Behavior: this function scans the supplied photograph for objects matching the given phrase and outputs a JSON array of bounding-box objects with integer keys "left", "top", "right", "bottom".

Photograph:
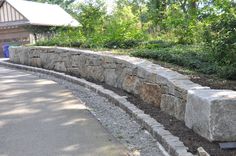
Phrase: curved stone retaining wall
[{"left": 9, "top": 46, "right": 236, "bottom": 142}]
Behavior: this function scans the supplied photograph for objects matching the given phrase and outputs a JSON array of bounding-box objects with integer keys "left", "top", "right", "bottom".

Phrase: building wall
[{"left": 0, "top": 27, "right": 30, "bottom": 57}]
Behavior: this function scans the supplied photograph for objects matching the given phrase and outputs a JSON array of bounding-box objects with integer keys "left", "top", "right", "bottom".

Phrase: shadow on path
[{"left": 0, "top": 66, "right": 129, "bottom": 156}]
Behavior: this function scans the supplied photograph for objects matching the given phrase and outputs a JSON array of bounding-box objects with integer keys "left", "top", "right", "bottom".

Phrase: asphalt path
[{"left": 0, "top": 66, "right": 129, "bottom": 156}]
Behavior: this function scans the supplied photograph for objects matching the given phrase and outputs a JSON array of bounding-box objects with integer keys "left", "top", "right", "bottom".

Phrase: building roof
[{"left": 0, "top": 0, "right": 80, "bottom": 27}]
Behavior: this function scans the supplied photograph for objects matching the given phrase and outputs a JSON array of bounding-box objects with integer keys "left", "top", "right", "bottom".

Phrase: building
[{"left": 0, "top": 0, "right": 79, "bottom": 57}]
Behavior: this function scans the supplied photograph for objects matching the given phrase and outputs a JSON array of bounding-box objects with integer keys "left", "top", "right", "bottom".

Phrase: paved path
[{"left": 0, "top": 66, "right": 129, "bottom": 156}]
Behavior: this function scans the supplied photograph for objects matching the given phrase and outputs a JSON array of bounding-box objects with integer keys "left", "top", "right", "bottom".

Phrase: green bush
[
  {"left": 204, "top": 14, "right": 236, "bottom": 66},
  {"left": 104, "top": 40, "right": 140, "bottom": 49},
  {"left": 130, "top": 45, "right": 220, "bottom": 75},
  {"left": 219, "top": 64, "right": 236, "bottom": 80},
  {"left": 140, "top": 40, "right": 174, "bottom": 49}
]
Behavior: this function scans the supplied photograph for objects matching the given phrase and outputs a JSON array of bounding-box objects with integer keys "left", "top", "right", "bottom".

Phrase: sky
[{"left": 104, "top": 0, "right": 115, "bottom": 13}]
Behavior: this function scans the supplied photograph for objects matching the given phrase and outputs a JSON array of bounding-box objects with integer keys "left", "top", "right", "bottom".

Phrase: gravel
[{"left": 31, "top": 72, "right": 169, "bottom": 156}]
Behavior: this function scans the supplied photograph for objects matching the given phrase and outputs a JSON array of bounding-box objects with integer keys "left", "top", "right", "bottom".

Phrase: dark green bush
[
  {"left": 140, "top": 40, "right": 174, "bottom": 49},
  {"left": 130, "top": 45, "right": 220, "bottom": 76},
  {"left": 71, "top": 42, "right": 83, "bottom": 48},
  {"left": 204, "top": 14, "right": 236, "bottom": 66},
  {"left": 104, "top": 40, "right": 140, "bottom": 49},
  {"left": 219, "top": 64, "right": 236, "bottom": 80}
]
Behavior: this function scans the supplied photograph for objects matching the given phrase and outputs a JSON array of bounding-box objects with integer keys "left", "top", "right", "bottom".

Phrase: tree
[
  {"left": 115, "top": 0, "right": 148, "bottom": 30},
  {"left": 147, "top": 0, "right": 167, "bottom": 26},
  {"left": 73, "top": 0, "right": 107, "bottom": 46},
  {"left": 104, "top": 4, "right": 144, "bottom": 42}
]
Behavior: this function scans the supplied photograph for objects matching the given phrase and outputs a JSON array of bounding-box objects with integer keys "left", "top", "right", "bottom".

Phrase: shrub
[
  {"left": 130, "top": 45, "right": 220, "bottom": 75},
  {"left": 203, "top": 14, "right": 236, "bottom": 66},
  {"left": 104, "top": 40, "right": 140, "bottom": 49},
  {"left": 70, "top": 42, "right": 83, "bottom": 48},
  {"left": 140, "top": 40, "right": 174, "bottom": 49},
  {"left": 219, "top": 64, "right": 236, "bottom": 80}
]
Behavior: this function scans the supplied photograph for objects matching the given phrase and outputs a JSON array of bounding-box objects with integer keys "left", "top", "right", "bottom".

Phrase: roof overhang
[{"left": 4, "top": 0, "right": 80, "bottom": 27}]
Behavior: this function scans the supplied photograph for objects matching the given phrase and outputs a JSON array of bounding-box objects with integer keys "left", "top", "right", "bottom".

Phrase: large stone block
[
  {"left": 30, "top": 58, "right": 41, "bottom": 67},
  {"left": 185, "top": 90, "right": 236, "bottom": 141},
  {"left": 122, "top": 75, "right": 140, "bottom": 95},
  {"left": 104, "top": 68, "right": 117, "bottom": 86},
  {"left": 161, "top": 94, "right": 186, "bottom": 120},
  {"left": 116, "top": 67, "right": 131, "bottom": 88},
  {"left": 138, "top": 82, "right": 162, "bottom": 107}
]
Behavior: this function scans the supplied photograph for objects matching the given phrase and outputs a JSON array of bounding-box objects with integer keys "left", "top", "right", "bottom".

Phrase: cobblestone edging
[{"left": 0, "top": 60, "right": 194, "bottom": 156}]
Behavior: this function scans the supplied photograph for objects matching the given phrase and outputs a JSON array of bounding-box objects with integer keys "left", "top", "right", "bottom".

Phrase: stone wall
[{"left": 9, "top": 46, "right": 236, "bottom": 142}]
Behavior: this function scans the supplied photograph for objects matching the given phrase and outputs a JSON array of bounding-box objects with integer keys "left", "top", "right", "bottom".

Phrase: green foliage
[
  {"left": 104, "top": 40, "right": 140, "bottom": 49},
  {"left": 140, "top": 40, "right": 174, "bottom": 49},
  {"left": 130, "top": 44, "right": 233, "bottom": 78},
  {"left": 203, "top": 13, "right": 236, "bottom": 66},
  {"left": 36, "top": 27, "right": 85, "bottom": 47},
  {"left": 161, "top": 2, "right": 204, "bottom": 44},
  {"left": 146, "top": 0, "right": 167, "bottom": 27},
  {"left": 34, "top": 0, "right": 236, "bottom": 79},
  {"left": 103, "top": 5, "right": 145, "bottom": 42},
  {"left": 219, "top": 64, "right": 236, "bottom": 80},
  {"left": 73, "top": 0, "right": 107, "bottom": 47}
]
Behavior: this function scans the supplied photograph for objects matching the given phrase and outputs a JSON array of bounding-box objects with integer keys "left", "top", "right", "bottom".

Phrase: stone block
[
  {"left": 104, "top": 68, "right": 117, "bottom": 86},
  {"left": 54, "top": 61, "right": 67, "bottom": 72},
  {"left": 138, "top": 82, "right": 162, "bottom": 107},
  {"left": 30, "top": 58, "right": 41, "bottom": 67},
  {"left": 87, "top": 66, "right": 104, "bottom": 82},
  {"left": 185, "top": 89, "right": 236, "bottom": 141},
  {"left": 161, "top": 94, "right": 186, "bottom": 120},
  {"left": 122, "top": 75, "right": 140, "bottom": 95}
]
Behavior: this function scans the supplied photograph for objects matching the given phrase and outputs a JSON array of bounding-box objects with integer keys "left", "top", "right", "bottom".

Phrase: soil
[{"left": 89, "top": 80, "right": 236, "bottom": 156}]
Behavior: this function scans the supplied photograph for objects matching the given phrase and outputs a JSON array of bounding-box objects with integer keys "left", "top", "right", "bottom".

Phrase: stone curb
[{"left": 0, "top": 60, "right": 194, "bottom": 156}]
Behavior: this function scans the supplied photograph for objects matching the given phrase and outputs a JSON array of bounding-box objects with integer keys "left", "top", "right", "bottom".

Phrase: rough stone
[
  {"left": 185, "top": 89, "right": 236, "bottom": 141},
  {"left": 122, "top": 75, "right": 140, "bottom": 95},
  {"left": 104, "top": 68, "right": 117, "bottom": 86},
  {"left": 30, "top": 58, "right": 41, "bottom": 67},
  {"left": 87, "top": 66, "right": 105, "bottom": 82},
  {"left": 54, "top": 61, "right": 67, "bottom": 72},
  {"left": 160, "top": 94, "right": 186, "bottom": 120},
  {"left": 138, "top": 82, "right": 162, "bottom": 107}
]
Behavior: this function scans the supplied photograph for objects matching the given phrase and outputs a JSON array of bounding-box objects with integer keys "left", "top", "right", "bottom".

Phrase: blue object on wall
[{"left": 2, "top": 44, "right": 10, "bottom": 58}]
